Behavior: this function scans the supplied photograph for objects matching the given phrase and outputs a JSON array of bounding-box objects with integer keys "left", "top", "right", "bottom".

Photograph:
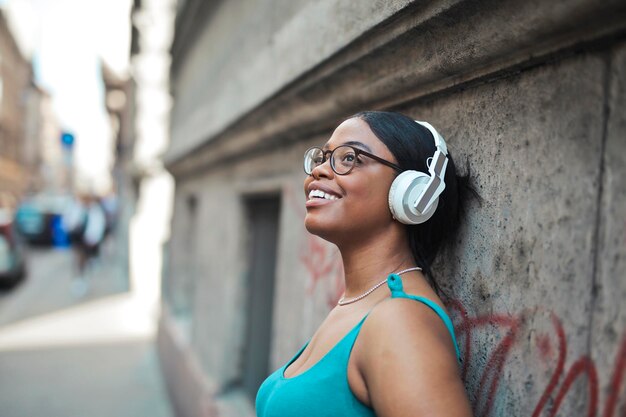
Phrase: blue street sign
[{"left": 61, "top": 132, "right": 75, "bottom": 149}]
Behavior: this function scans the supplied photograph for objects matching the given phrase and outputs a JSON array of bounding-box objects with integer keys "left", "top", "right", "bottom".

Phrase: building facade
[
  {"left": 25, "top": 83, "right": 66, "bottom": 193},
  {"left": 161, "top": 1, "right": 626, "bottom": 416},
  {"left": 0, "top": 10, "right": 37, "bottom": 202}
]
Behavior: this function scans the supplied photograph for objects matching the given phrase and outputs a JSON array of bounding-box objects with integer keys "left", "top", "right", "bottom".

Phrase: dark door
[{"left": 242, "top": 196, "right": 280, "bottom": 401}]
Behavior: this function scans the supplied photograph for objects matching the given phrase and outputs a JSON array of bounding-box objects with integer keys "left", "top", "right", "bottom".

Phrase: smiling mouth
[{"left": 308, "top": 189, "right": 341, "bottom": 201}]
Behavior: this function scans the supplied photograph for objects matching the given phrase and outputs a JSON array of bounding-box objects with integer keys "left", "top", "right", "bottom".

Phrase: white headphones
[{"left": 388, "top": 121, "right": 449, "bottom": 225}]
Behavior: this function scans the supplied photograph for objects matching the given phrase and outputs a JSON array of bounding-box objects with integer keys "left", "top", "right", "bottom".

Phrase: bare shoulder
[
  {"left": 354, "top": 297, "right": 473, "bottom": 417},
  {"left": 359, "top": 296, "right": 458, "bottom": 368}
]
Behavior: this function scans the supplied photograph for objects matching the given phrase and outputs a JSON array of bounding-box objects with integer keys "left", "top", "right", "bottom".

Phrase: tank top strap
[
  {"left": 341, "top": 313, "right": 370, "bottom": 354},
  {"left": 386, "top": 274, "right": 462, "bottom": 362}
]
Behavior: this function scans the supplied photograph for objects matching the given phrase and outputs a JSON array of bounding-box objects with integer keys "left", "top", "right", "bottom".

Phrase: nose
[{"left": 311, "top": 157, "right": 334, "bottom": 180}]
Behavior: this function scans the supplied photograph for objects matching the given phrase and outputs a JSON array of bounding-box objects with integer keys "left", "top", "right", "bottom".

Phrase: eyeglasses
[{"left": 303, "top": 145, "right": 402, "bottom": 176}]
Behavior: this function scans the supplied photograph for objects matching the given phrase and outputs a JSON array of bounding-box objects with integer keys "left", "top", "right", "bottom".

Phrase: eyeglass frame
[{"left": 304, "top": 145, "right": 402, "bottom": 176}]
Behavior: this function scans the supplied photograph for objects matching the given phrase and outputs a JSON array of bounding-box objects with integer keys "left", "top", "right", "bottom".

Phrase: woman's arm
[{"left": 358, "top": 298, "right": 473, "bottom": 417}]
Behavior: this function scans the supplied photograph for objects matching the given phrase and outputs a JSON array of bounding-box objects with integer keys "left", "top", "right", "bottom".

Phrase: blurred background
[
  {"left": 0, "top": 0, "right": 173, "bottom": 415},
  {"left": 0, "top": 1, "right": 625, "bottom": 417}
]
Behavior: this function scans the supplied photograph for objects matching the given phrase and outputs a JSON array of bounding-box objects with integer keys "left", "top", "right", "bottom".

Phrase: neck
[{"left": 336, "top": 227, "right": 415, "bottom": 298}]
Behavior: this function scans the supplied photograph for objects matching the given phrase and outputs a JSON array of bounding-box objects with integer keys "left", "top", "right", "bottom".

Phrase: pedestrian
[
  {"left": 99, "top": 188, "right": 119, "bottom": 257},
  {"left": 62, "top": 194, "right": 87, "bottom": 245},
  {"left": 71, "top": 194, "right": 107, "bottom": 297},
  {"left": 101, "top": 187, "right": 119, "bottom": 238},
  {"left": 256, "top": 111, "right": 474, "bottom": 416}
]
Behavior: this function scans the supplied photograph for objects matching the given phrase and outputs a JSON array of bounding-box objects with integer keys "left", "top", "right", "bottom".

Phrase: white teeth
[{"left": 308, "top": 189, "right": 339, "bottom": 200}]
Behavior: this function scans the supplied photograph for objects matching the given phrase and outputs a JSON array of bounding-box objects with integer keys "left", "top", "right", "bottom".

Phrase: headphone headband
[{"left": 415, "top": 120, "right": 447, "bottom": 155}]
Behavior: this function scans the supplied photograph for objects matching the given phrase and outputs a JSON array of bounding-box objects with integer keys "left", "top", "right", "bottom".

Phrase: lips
[
  {"left": 306, "top": 182, "right": 342, "bottom": 201},
  {"left": 306, "top": 182, "right": 342, "bottom": 207}
]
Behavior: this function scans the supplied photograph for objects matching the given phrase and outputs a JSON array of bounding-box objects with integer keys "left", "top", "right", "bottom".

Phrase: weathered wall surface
[
  {"left": 426, "top": 51, "right": 612, "bottom": 416},
  {"left": 161, "top": 1, "right": 626, "bottom": 416},
  {"left": 167, "top": 0, "right": 415, "bottom": 163},
  {"left": 592, "top": 43, "right": 626, "bottom": 417}
]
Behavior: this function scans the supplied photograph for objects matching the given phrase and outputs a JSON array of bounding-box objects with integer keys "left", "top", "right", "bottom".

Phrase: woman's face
[{"left": 303, "top": 117, "right": 399, "bottom": 243}]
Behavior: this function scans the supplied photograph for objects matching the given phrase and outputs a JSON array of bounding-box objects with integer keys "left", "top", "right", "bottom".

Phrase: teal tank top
[{"left": 255, "top": 274, "right": 461, "bottom": 417}]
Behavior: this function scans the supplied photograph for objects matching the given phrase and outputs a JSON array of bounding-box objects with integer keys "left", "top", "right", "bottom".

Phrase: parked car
[
  {"left": 14, "top": 193, "right": 72, "bottom": 246},
  {"left": 0, "top": 208, "right": 27, "bottom": 288}
]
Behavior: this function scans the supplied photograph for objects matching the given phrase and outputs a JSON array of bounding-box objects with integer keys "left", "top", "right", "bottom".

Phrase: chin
[
  {"left": 304, "top": 216, "right": 340, "bottom": 243},
  {"left": 305, "top": 218, "right": 362, "bottom": 249},
  {"left": 304, "top": 216, "right": 326, "bottom": 236}
]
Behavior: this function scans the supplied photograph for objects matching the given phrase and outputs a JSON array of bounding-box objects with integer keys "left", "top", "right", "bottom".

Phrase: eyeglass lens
[{"left": 304, "top": 146, "right": 356, "bottom": 175}]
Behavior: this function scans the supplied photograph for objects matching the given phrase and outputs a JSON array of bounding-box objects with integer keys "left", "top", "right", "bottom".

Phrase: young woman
[{"left": 256, "top": 111, "right": 473, "bottom": 416}]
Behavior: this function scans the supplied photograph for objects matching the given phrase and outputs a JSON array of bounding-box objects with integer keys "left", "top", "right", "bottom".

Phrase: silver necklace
[{"left": 337, "top": 266, "right": 422, "bottom": 306}]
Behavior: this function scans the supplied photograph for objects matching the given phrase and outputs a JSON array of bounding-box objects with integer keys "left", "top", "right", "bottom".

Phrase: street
[{"left": 0, "top": 243, "right": 173, "bottom": 417}]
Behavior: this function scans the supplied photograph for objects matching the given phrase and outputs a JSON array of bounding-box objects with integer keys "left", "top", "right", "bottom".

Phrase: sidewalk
[
  {"left": 0, "top": 246, "right": 173, "bottom": 417},
  {"left": 0, "top": 340, "right": 170, "bottom": 417}
]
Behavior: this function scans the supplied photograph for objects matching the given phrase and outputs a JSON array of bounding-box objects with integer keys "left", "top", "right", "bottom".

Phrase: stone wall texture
[{"left": 161, "top": 1, "right": 626, "bottom": 416}]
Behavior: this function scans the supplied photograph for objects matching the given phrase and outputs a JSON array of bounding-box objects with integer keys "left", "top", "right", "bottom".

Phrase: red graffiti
[
  {"left": 298, "top": 234, "right": 344, "bottom": 308},
  {"left": 299, "top": 235, "right": 337, "bottom": 293},
  {"left": 531, "top": 314, "right": 568, "bottom": 417},
  {"left": 536, "top": 333, "right": 553, "bottom": 362},
  {"left": 284, "top": 183, "right": 344, "bottom": 307},
  {"left": 549, "top": 356, "right": 598, "bottom": 417},
  {"left": 448, "top": 299, "right": 625, "bottom": 417},
  {"left": 448, "top": 300, "right": 522, "bottom": 416}
]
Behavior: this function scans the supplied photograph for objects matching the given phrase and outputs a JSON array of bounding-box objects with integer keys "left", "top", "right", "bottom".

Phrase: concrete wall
[
  {"left": 162, "top": 1, "right": 626, "bottom": 416},
  {"left": 167, "top": 0, "right": 414, "bottom": 163}
]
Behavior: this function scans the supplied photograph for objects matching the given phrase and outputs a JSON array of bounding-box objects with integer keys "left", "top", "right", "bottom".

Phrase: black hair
[{"left": 352, "top": 111, "right": 475, "bottom": 297}]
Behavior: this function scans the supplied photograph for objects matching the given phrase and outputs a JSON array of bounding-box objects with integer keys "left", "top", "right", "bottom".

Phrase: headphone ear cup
[{"left": 389, "top": 170, "right": 439, "bottom": 225}]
